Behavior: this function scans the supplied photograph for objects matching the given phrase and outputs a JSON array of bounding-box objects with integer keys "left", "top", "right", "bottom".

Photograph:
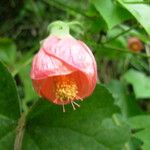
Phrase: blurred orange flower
[{"left": 128, "top": 37, "right": 143, "bottom": 52}]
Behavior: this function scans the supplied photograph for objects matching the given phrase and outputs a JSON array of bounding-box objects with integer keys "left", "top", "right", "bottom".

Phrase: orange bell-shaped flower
[{"left": 30, "top": 21, "right": 97, "bottom": 110}]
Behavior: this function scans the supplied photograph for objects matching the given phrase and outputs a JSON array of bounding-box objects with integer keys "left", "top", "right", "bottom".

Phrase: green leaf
[
  {"left": 0, "top": 61, "right": 20, "bottom": 149},
  {"left": 84, "top": 17, "right": 107, "bottom": 34},
  {"left": 19, "top": 64, "right": 38, "bottom": 103},
  {"left": 0, "top": 38, "right": 17, "bottom": 65},
  {"left": 22, "top": 85, "right": 130, "bottom": 150},
  {"left": 107, "top": 80, "right": 142, "bottom": 117},
  {"left": 84, "top": 4, "right": 107, "bottom": 33},
  {"left": 123, "top": 69, "right": 150, "bottom": 99},
  {"left": 129, "top": 115, "right": 150, "bottom": 150},
  {"left": 91, "top": 0, "right": 132, "bottom": 29},
  {"left": 118, "top": 0, "right": 150, "bottom": 34},
  {"left": 130, "top": 56, "right": 150, "bottom": 73}
]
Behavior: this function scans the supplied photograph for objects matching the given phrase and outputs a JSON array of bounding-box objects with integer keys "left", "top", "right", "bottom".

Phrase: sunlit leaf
[
  {"left": 129, "top": 115, "right": 150, "bottom": 150},
  {"left": 92, "top": 0, "right": 132, "bottom": 29},
  {"left": 123, "top": 69, "right": 150, "bottom": 99},
  {"left": 118, "top": 0, "right": 150, "bottom": 34}
]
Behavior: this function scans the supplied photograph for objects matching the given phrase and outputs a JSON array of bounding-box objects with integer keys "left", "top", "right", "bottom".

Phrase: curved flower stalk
[{"left": 30, "top": 21, "right": 97, "bottom": 111}]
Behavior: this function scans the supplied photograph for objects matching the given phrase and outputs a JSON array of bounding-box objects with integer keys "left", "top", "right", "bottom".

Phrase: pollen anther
[{"left": 55, "top": 77, "right": 78, "bottom": 102}]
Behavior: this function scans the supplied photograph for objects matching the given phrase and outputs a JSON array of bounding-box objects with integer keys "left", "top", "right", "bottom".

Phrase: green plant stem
[
  {"left": 103, "top": 45, "right": 150, "bottom": 58},
  {"left": 12, "top": 57, "right": 33, "bottom": 77},
  {"left": 112, "top": 114, "right": 121, "bottom": 126},
  {"left": 112, "top": 114, "right": 131, "bottom": 150},
  {"left": 14, "top": 113, "right": 26, "bottom": 150},
  {"left": 12, "top": 43, "right": 39, "bottom": 77},
  {"left": 68, "top": 21, "right": 83, "bottom": 28},
  {"left": 102, "top": 24, "right": 138, "bottom": 44},
  {"left": 14, "top": 100, "right": 41, "bottom": 150}
]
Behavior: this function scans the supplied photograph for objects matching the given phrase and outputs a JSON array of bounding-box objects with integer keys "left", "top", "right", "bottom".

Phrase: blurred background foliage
[{"left": 0, "top": 0, "right": 150, "bottom": 150}]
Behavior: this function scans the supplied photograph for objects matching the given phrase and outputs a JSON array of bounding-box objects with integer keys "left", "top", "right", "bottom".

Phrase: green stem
[
  {"left": 14, "top": 113, "right": 26, "bottom": 150},
  {"left": 103, "top": 45, "right": 150, "bottom": 58},
  {"left": 12, "top": 57, "right": 33, "bottom": 77},
  {"left": 102, "top": 24, "right": 138, "bottom": 44},
  {"left": 68, "top": 21, "right": 83, "bottom": 28},
  {"left": 11, "top": 44, "right": 38, "bottom": 77},
  {"left": 112, "top": 114, "right": 121, "bottom": 126},
  {"left": 112, "top": 114, "right": 131, "bottom": 150}
]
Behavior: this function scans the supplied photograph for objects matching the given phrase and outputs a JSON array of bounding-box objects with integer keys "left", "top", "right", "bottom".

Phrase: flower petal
[{"left": 30, "top": 48, "right": 76, "bottom": 80}]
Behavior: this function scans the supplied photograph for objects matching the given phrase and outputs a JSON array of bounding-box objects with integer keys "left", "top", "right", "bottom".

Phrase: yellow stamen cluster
[{"left": 55, "top": 77, "right": 78, "bottom": 102}]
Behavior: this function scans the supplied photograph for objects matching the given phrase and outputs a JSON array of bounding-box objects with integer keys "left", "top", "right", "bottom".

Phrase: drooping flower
[
  {"left": 128, "top": 37, "right": 143, "bottom": 52},
  {"left": 30, "top": 21, "right": 97, "bottom": 111}
]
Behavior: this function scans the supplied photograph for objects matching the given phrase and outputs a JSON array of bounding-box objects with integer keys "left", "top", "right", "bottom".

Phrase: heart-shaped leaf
[
  {"left": 0, "top": 61, "right": 20, "bottom": 149},
  {"left": 22, "top": 85, "right": 130, "bottom": 150}
]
